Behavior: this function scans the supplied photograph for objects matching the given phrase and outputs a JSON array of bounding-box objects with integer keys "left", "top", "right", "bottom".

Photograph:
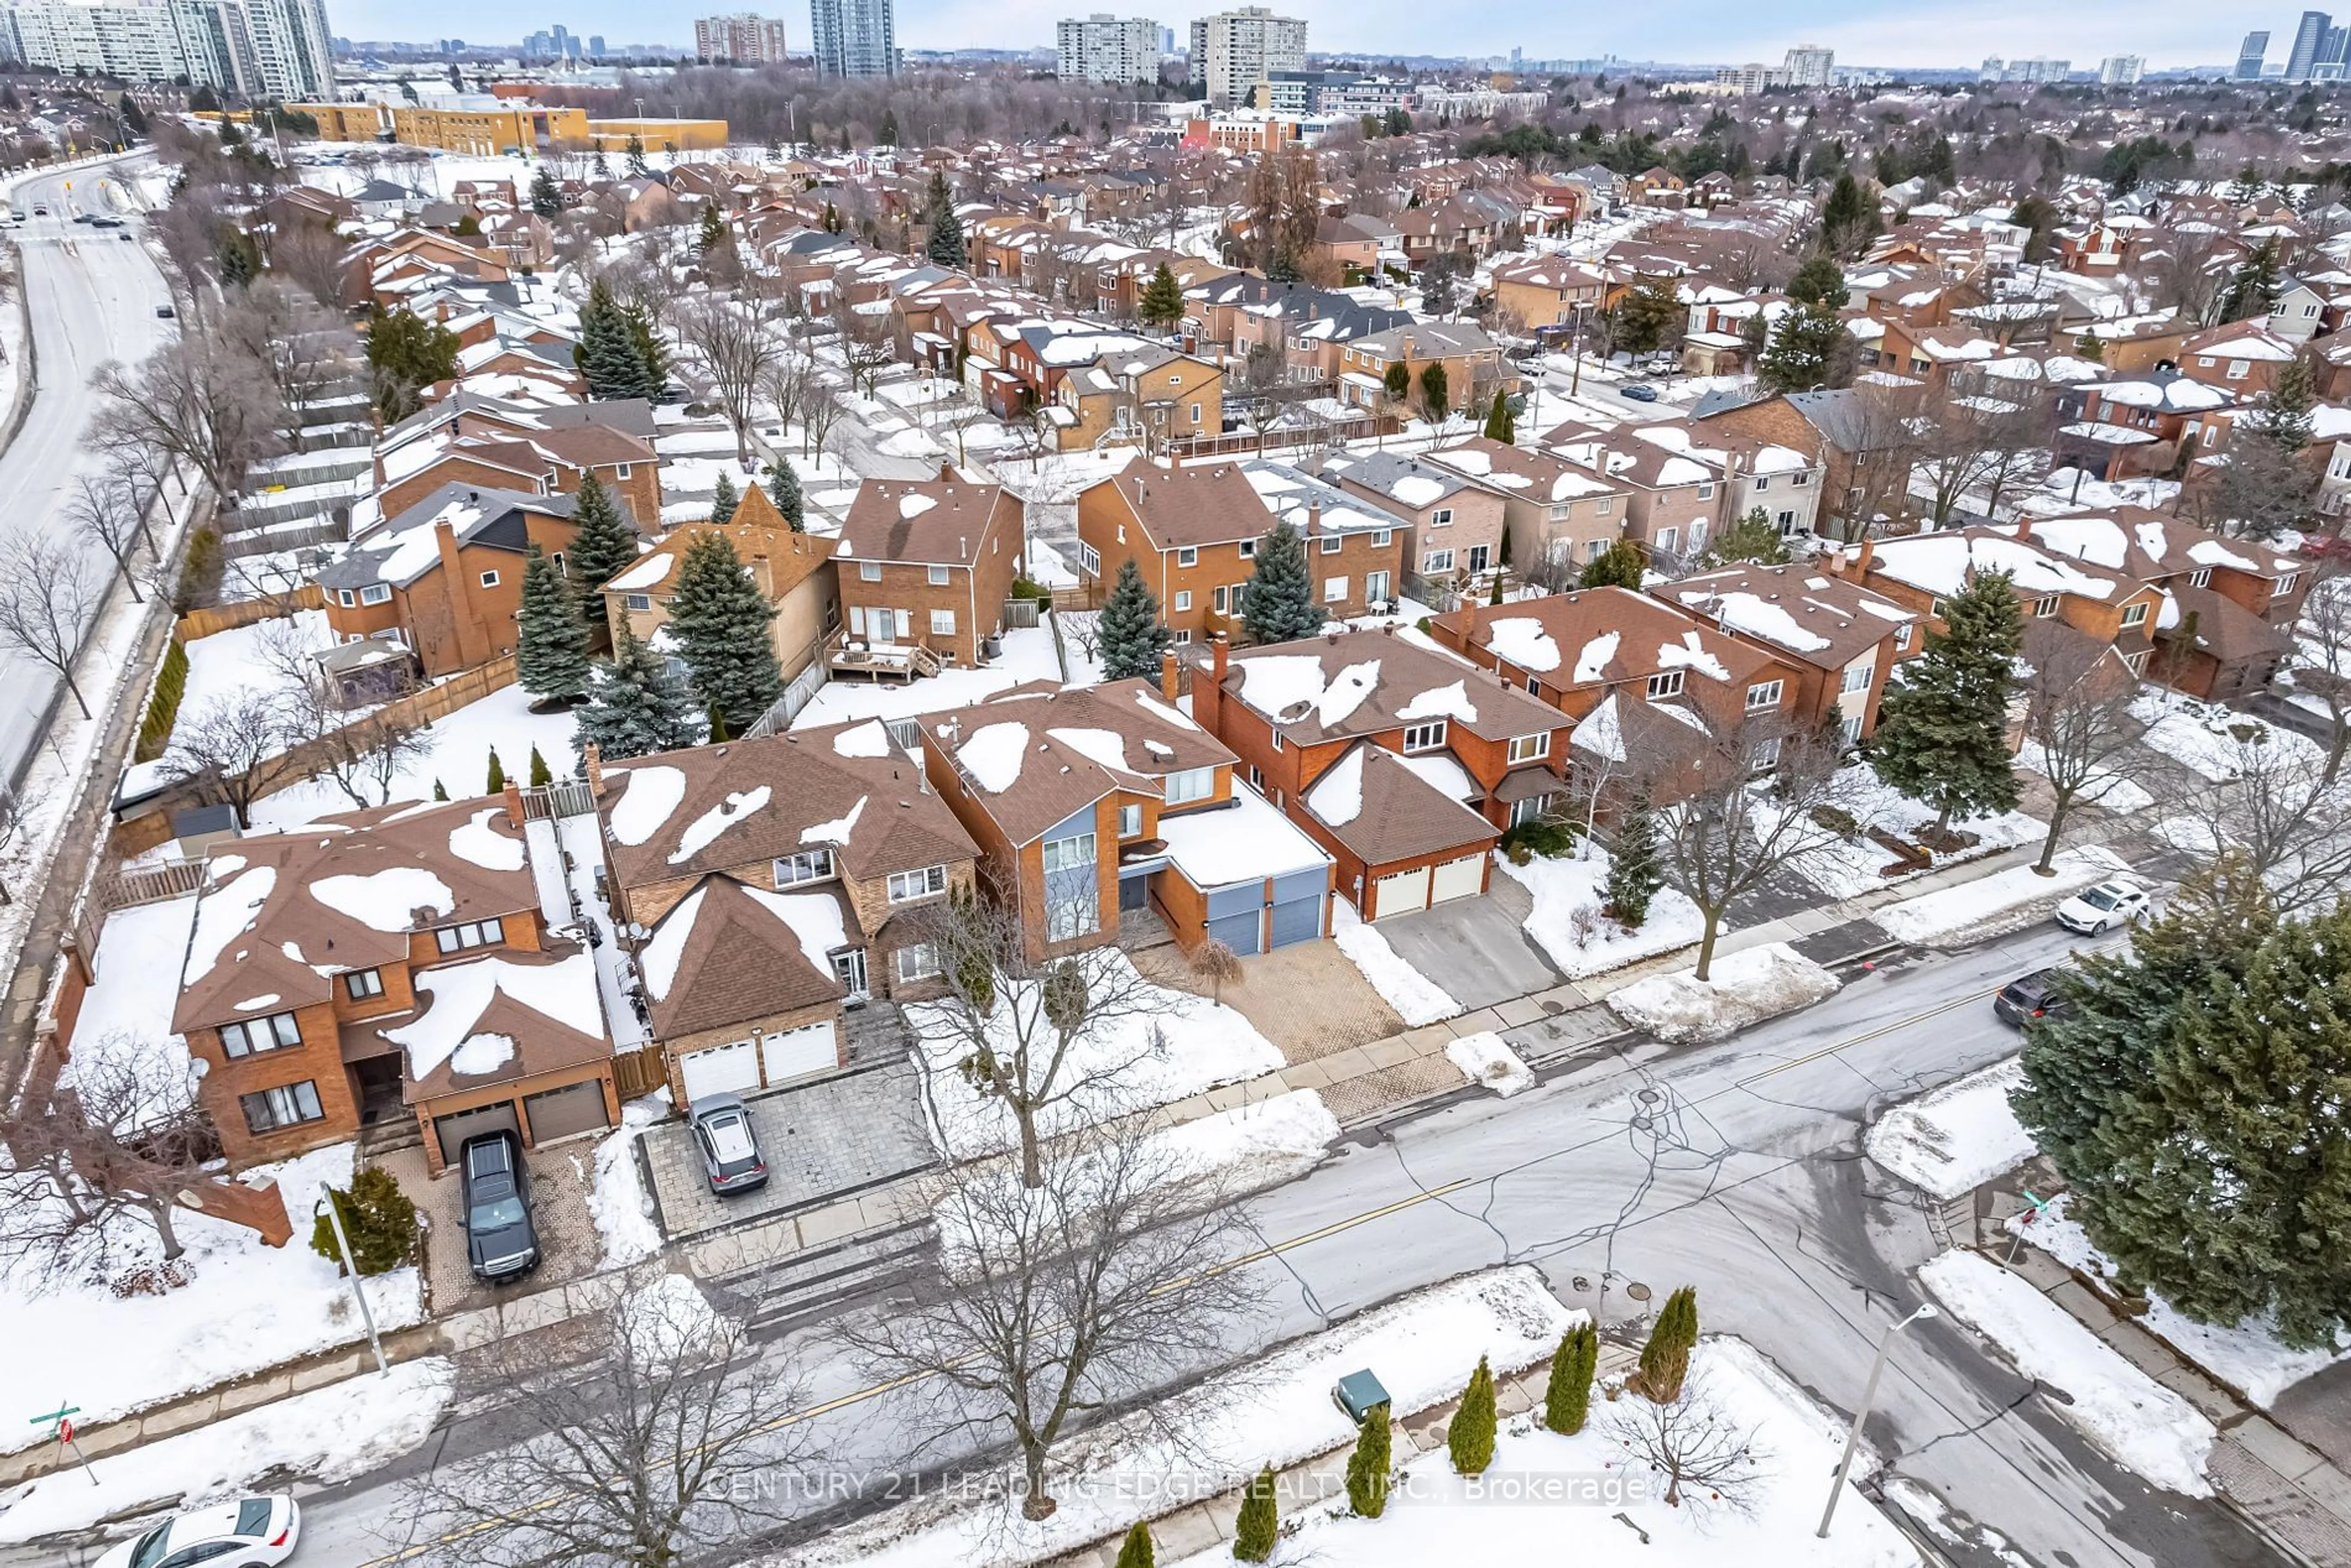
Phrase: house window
[
  {"left": 1595, "top": 498, "right": 1614, "bottom": 514},
  {"left": 774, "top": 849, "right": 834, "bottom": 886},
  {"left": 1894, "top": 623, "right": 1913, "bottom": 650},
  {"left": 1749, "top": 734, "right": 1783, "bottom": 772},
  {"left": 2189, "top": 568, "right": 2211, "bottom": 588},
  {"left": 1509, "top": 794, "right": 1551, "bottom": 826},
  {"left": 1403, "top": 719, "right": 1448, "bottom": 753},
  {"left": 1754, "top": 476, "right": 1771, "bottom": 492},
  {"left": 1646, "top": 670, "right": 1684, "bottom": 700},
  {"left": 220, "top": 1012, "right": 302, "bottom": 1057},
  {"left": 1695, "top": 483, "right": 1713, "bottom": 501},
  {"left": 361, "top": 584, "right": 392, "bottom": 606},
  {"left": 1324, "top": 576, "right": 1348, "bottom": 603},
  {"left": 1373, "top": 529, "right": 1392, "bottom": 549},
  {"left": 2120, "top": 601, "right": 2150, "bottom": 629},
  {"left": 1423, "top": 549, "right": 1455, "bottom": 573},
  {"left": 1431, "top": 508, "right": 1454, "bottom": 527},
  {"left": 2124, "top": 649, "right": 2152, "bottom": 675},
  {"left": 2032, "top": 595, "right": 2061, "bottom": 618},
  {"left": 1080, "top": 543, "right": 1101, "bottom": 576},
  {"left": 931, "top": 608, "right": 956, "bottom": 636},
  {"left": 2227, "top": 359, "right": 2250, "bottom": 380},
  {"left": 1657, "top": 527, "right": 1678, "bottom": 555},
  {"left": 1177, "top": 546, "right": 1198, "bottom": 567},
  {"left": 1927, "top": 597, "right": 1948, "bottom": 618},
  {"left": 435, "top": 917, "right": 506, "bottom": 954},
  {"left": 1176, "top": 629, "right": 1192, "bottom": 644},
  {"left": 888, "top": 865, "right": 950, "bottom": 902},
  {"left": 2278, "top": 574, "right": 2301, "bottom": 598},
  {"left": 1190, "top": 402, "right": 1202, "bottom": 422},
  {"left": 1248, "top": 765, "right": 1263, "bottom": 789},
  {"left": 479, "top": 570, "right": 500, "bottom": 588},
  {"left": 1507, "top": 732, "right": 1549, "bottom": 763},
  {"left": 1118, "top": 803, "right": 1144, "bottom": 837},
  {"left": 1237, "top": 538, "right": 1257, "bottom": 559},
  {"left": 923, "top": 565, "right": 949, "bottom": 587},
  {"left": 1043, "top": 830, "right": 1097, "bottom": 873},
  {"left": 1793, "top": 471, "right": 1812, "bottom": 487},
  {"left": 1840, "top": 656, "right": 1877, "bottom": 694},
  {"left": 345, "top": 968, "right": 384, "bottom": 1000},
  {"left": 240, "top": 1081, "right": 324, "bottom": 1134},
  {"left": 1271, "top": 727, "right": 1285, "bottom": 751},
  {"left": 1321, "top": 535, "right": 1342, "bottom": 555},
  {"left": 1745, "top": 680, "right": 1783, "bottom": 710},
  {"left": 336, "top": 589, "right": 358, "bottom": 607},
  {"left": 1174, "top": 590, "right": 1192, "bottom": 612},
  {"left": 615, "top": 462, "right": 632, "bottom": 479},
  {"left": 894, "top": 942, "right": 941, "bottom": 983},
  {"left": 624, "top": 593, "right": 654, "bottom": 613}
]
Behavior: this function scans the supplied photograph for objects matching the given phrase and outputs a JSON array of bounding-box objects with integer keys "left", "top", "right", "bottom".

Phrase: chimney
[
  {"left": 1160, "top": 650, "right": 1180, "bottom": 702},
  {"left": 582, "top": 741, "right": 607, "bottom": 799},
  {"left": 1193, "top": 632, "right": 1228, "bottom": 737},
  {"left": 501, "top": 776, "right": 525, "bottom": 830}
]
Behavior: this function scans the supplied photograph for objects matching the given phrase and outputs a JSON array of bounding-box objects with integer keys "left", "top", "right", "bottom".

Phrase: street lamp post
[
  {"left": 315, "top": 1193, "right": 391, "bottom": 1374},
  {"left": 1817, "top": 1303, "right": 1937, "bottom": 1537}
]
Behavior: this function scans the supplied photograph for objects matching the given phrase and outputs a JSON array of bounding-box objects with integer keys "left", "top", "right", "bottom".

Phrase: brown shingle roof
[
  {"left": 1660, "top": 564, "right": 1915, "bottom": 671},
  {"left": 640, "top": 875, "right": 845, "bottom": 1040},
  {"left": 1095, "top": 461, "right": 1277, "bottom": 550},
  {"left": 1206, "top": 626, "right": 1565, "bottom": 746},
  {"left": 1303, "top": 743, "right": 1496, "bottom": 867},
  {"left": 840, "top": 473, "right": 1020, "bottom": 566}
]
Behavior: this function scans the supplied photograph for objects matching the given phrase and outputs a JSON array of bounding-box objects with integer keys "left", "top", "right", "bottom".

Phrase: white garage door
[
  {"left": 1373, "top": 866, "right": 1429, "bottom": 919},
  {"left": 1430, "top": 853, "right": 1485, "bottom": 904},
  {"left": 678, "top": 1038, "right": 759, "bottom": 1103},
  {"left": 760, "top": 1020, "right": 839, "bottom": 1086}
]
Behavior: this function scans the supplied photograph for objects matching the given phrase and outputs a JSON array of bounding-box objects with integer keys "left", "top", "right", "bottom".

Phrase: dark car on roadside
[
  {"left": 1619, "top": 382, "right": 1660, "bottom": 402},
  {"left": 1993, "top": 968, "right": 2071, "bottom": 1028},
  {"left": 690, "top": 1093, "right": 770, "bottom": 1195},
  {"left": 460, "top": 1130, "right": 539, "bottom": 1282}
]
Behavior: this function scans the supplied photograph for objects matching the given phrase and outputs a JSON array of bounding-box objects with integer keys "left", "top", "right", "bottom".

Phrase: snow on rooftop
[
  {"left": 2186, "top": 539, "right": 2262, "bottom": 572},
  {"left": 449, "top": 807, "right": 525, "bottom": 872},
  {"left": 899, "top": 493, "right": 940, "bottom": 519},
  {"left": 831, "top": 719, "right": 893, "bottom": 758},
  {"left": 605, "top": 552, "right": 676, "bottom": 593},
  {"left": 741, "top": 885, "right": 850, "bottom": 978},
  {"left": 1396, "top": 678, "right": 1477, "bottom": 725},
  {"left": 668, "top": 786, "right": 770, "bottom": 865},
  {"left": 640, "top": 885, "right": 705, "bottom": 1000},
  {"left": 1306, "top": 745, "right": 1365, "bottom": 825},
  {"left": 609, "top": 765, "right": 688, "bottom": 847},
  {"left": 803, "top": 794, "right": 867, "bottom": 847},
  {"left": 1048, "top": 726, "right": 1132, "bottom": 774},
  {"left": 1398, "top": 750, "right": 1479, "bottom": 803},
  {"left": 1569, "top": 691, "right": 1624, "bottom": 761},
  {"left": 1875, "top": 532, "right": 2118, "bottom": 602},
  {"left": 1486, "top": 617, "right": 1562, "bottom": 673},
  {"left": 1657, "top": 631, "right": 1730, "bottom": 681},
  {"left": 309, "top": 867, "right": 456, "bottom": 933},
  {"left": 1701, "top": 590, "right": 1833, "bottom": 653},
  {"left": 959, "top": 721, "right": 1031, "bottom": 793},
  {"left": 1388, "top": 474, "right": 1447, "bottom": 507},
  {"left": 384, "top": 948, "right": 603, "bottom": 1081},
  {"left": 1131, "top": 688, "right": 1198, "bottom": 731},
  {"left": 1157, "top": 784, "right": 1329, "bottom": 888},
  {"left": 1570, "top": 629, "right": 1620, "bottom": 683},
  {"left": 184, "top": 866, "right": 278, "bottom": 985}
]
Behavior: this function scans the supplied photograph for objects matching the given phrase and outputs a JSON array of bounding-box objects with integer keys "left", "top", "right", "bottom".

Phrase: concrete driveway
[
  {"left": 642, "top": 1059, "right": 937, "bottom": 1240},
  {"left": 1376, "top": 885, "right": 1562, "bottom": 1010}
]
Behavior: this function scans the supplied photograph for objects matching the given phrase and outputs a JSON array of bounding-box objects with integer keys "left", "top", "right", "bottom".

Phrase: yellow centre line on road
[
  {"left": 1733, "top": 984, "right": 2003, "bottom": 1089},
  {"left": 351, "top": 1177, "right": 1475, "bottom": 1567}
]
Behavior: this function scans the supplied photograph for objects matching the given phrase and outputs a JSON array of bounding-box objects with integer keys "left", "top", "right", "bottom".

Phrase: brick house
[
  {"left": 835, "top": 470, "right": 1027, "bottom": 672},
  {"left": 591, "top": 723, "right": 981, "bottom": 1101},
  {"left": 317, "top": 483, "right": 578, "bottom": 677},
  {"left": 375, "top": 421, "right": 662, "bottom": 527},
  {"left": 170, "top": 798, "right": 618, "bottom": 1175},
  {"left": 920, "top": 677, "right": 1333, "bottom": 958},
  {"left": 1488, "top": 254, "right": 1608, "bottom": 334},
  {"left": 1046, "top": 347, "right": 1224, "bottom": 454},
  {"left": 1423, "top": 438, "right": 1633, "bottom": 575},
  {"left": 1656, "top": 563, "right": 1917, "bottom": 746},
  {"left": 1333, "top": 320, "right": 1519, "bottom": 420},
  {"left": 2177, "top": 320, "right": 2304, "bottom": 397},
  {"left": 1319, "top": 449, "right": 1507, "bottom": 595},
  {"left": 1854, "top": 526, "right": 2175, "bottom": 682},
  {"left": 1187, "top": 628, "right": 1575, "bottom": 918},
  {"left": 601, "top": 484, "right": 840, "bottom": 686}
]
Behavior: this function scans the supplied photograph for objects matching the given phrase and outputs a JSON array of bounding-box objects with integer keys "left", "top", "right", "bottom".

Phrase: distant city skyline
[{"left": 328, "top": 0, "right": 2248, "bottom": 68}]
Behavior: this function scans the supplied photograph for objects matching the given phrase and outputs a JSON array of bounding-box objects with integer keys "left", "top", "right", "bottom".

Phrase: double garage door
[
  {"left": 429, "top": 1081, "right": 612, "bottom": 1167},
  {"left": 1371, "top": 853, "right": 1485, "bottom": 920},
  {"left": 1202, "top": 871, "right": 1327, "bottom": 956},
  {"left": 677, "top": 1020, "right": 841, "bottom": 1105}
]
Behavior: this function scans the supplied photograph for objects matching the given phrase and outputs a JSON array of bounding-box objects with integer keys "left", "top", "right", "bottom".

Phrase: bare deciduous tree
[
  {"left": 397, "top": 1277, "right": 810, "bottom": 1568},
  {"left": 678, "top": 299, "right": 776, "bottom": 465},
  {"left": 92, "top": 337, "right": 288, "bottom": 501},
  {"left": 835, "top": 1112, "right": 1262, "bottom": 1523},
  {"left": 1913, "top": 375, "right": 2047, "bottom": 528},
  {"left": 1606, "top": 1373, "right": 1769, "bottom": 1517},
  {"left": 2019, "top": 623, "right": 2149, "bottom": 872},
  {"left": 913, "top": 889, "right": 1179, "bottom": 1187},
  {"left": 2292, "top": 561, "right": 2351, "bottom": 784},
  {"left": 0, "top": 534, "right": 103, "bottom": 718},
  {"left": 1187, "top": 937, "right": 1243, "bottom": 1005},
  {"left": 2188, "top": 722, "right": 2351, "bottom": 915},
  {"left": 66, "top": 470, "right": 148, "bottom": 602},
  {"left": 833, "top": 294, "right": 897, "bottom": 401},
  {"left": 164, "top": 688, "right": 307, "bottom": 827}
]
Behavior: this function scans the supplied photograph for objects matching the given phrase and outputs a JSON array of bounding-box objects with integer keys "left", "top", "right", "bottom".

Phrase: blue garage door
[
  {"left": 1267, "top": 869, "right": 1325, "bottom": 949},
  {"left": 1205, "top": 883, "right": 1263, "bottom": 956}
]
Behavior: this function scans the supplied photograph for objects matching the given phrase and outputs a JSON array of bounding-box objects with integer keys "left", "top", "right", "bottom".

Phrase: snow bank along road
[
  {"left": 0, "top": 156, "right": 172, "bottom": 785},
  {"left": 62, "top": 920, "right": 2284, "bottom": 1568}
]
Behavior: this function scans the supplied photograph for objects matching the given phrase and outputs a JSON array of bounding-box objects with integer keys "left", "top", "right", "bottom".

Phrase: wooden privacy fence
[
  {"left": 257, "top": 654, "right": 518, "bottom": 794},
  {"left": 613, "top": 1046, "right": 669, "bottom": 1100}
]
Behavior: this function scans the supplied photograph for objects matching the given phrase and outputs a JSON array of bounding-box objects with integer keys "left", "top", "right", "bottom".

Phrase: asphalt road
[
  {"left": 0, "top": 156, "right": 172, "bottom": 785},
  {"left": 132, "top": 918, "right": 2288, "bottom": 1568}
]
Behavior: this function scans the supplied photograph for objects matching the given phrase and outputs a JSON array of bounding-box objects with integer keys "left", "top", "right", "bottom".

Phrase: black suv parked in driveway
[
  {"left": 460, "top": 1131, "right": 539, "bottom": 1283},
  {"left": 1993, "top": 968, "right": 2072, "bottom": 1028}
]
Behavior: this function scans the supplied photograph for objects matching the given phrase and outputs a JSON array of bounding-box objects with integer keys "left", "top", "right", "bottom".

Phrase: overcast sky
[{"left": 342, "top": 0, "right": 2248, "bottom": 70}]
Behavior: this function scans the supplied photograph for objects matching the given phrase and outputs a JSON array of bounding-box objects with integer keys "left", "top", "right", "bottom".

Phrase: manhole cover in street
[{"left": 1625, "top": 1282, "right": 1652, "bottom": 1303}]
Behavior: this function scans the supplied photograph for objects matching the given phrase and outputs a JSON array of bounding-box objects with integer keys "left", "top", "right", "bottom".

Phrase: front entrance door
[
  {"left": 1467, "top": 545, "right": 1490, "bottom": 574},
  {"left": 831, "top": 947, "right": 869, "bottom": 997},
  {"left": 1119, "top": 872, "right": 1150, "bottom": 912}
]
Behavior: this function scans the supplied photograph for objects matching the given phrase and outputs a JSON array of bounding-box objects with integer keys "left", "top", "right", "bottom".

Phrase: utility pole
[
  {"left": 1818, "top": 1303, "right": 1937, "bottom": 1538},
  {"left": 317, "top": 1194, "right": 390, "bottom": 1374}
]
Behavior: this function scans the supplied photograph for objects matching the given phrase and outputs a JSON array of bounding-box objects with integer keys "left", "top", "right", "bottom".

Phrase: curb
[{"left": 0, "top": 238, "right": 39, "bottom": 465}]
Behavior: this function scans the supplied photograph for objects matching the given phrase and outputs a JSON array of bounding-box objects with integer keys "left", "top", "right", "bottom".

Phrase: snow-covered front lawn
[
  {"left": 906, "top": 951, "right": 1284, "bottom": 1160},
  {"left": 1495, "top": 844, "right": 1706, "bottom": 978},
  {"left": 1919, "top": 1250, "right": 2214, "bottom": 1496},
  {"left": 0, "top": 1139, "right": 426, "bottom": 1457},
  {"left": 1330, "top": 900, "right": 1458, "bottom": 1026},
  {"left": 771, "top": 1268, "right": 1580, "bottom": 1568},
  {"left": 1865, "top": 1057, "right": 2034, "bottom": 1201},
  {"left": 2012, "top": 1195, "right": 2351, "bottom": 1408},
  {"left": 2015, "top": 740, "right": 2153, "bottom": 816},
  {"left": 1872, "top": 846, "right": 2128, "bottom": 948},
  {"left": 247, "top": 682, "right": 582, "bottom": 830},
  {"left": 2132, "top": 689, "right": 2319, "bottom": 782},
  {"left": 1789, "top": 767, "right": 2046, "bottom": 900},
  {"left": 0, "top": 1358, "right": 452, "bottom": 1546},
  {"left": 1169, "top": 1337, "right": 1924, "bottom": 1568},
  {"left": 1607, "top": 942, "right": 1841, "bottom": 1045}
]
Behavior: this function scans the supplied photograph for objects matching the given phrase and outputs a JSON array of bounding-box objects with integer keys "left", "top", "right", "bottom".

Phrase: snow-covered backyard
[
  {"left": 1872, "top": 846, "right": 2128, "bottom": 947},
  {"left": 1496, "top": 844, "right": 1707, "bottom": 978},
  {"left": 1920, "top": 1250, "right": 2214, "bottom": 1496},
  {"left": 1606, "top": 942, "right": 1841, "bottom": 1044},
  {"left": 787, "top": 622, "right": 1074, "bottom": 732},
  {"left": 1865, "top": 1057, "right": 2034, "bottom": 1201},
  {"left": 247, "top": 681, "right": 582, "bottom": 830}
]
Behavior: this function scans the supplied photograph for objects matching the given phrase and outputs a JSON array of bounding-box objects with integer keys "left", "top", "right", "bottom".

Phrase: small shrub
[
  {"left": 1636, "top": 1286, "right": 1700, "bottom": 1403},
  {"left": 1450, "top": 1356, "right": 1498, "bottom": 1475},
  {"left": 110, "top": 1258, "right": 196, "bottom": 1297},
  {"left": 173, "top": 527, "right": 226, "bottom": 613},
  {"left": 1500, "top": 817, "right": 1576, "bottom": 860},
  {"left": 135, "top": 637, "right": 191, "bottom": 762},
  {"left": 1113, "top": 1522, "right": 1154, "bottom": 1568},
  {"left": 1809, "top": 803, "right": 1861, "bottom": 839},
  {"left": 1505, "top": 839, "right": 1533, "bottom": 866},
  {"left": 1545, "top": 1322, "right": 1599, "bottom": 1435},
  {"left": 310, "top": 1165, "right": 419, "bottom": 1276},
  {"left": 1346, "top": 1401, "right": 1392, "bottom": 1518},
  {"left": 1010, "top": 576, "right": 1054, "bottom": 603},
  {"left": 1231, "top": 1466, "right": 1278, "bottom": 1561}
]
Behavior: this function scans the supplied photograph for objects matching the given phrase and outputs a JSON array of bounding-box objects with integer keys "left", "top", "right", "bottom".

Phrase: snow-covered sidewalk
[
  {"left": 1605, "top": 942, "right": 1841, "bottom": 1045},
  {"left": 1865, "top": 1057, "right": 2034, "bottom": 1201},
  {"left": 1872, "top": 846, "right": 2127, "bottom": 948}
]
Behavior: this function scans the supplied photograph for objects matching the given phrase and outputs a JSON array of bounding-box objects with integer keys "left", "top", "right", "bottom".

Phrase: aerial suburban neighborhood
[{"left": 4, "top": 6, "right": 2351, "bottom": 1568}]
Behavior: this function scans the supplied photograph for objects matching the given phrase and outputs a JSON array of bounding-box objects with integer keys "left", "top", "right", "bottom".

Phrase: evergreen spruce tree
[
  {"left": 1231, "top": 1467, "right": 1278, "bottom": 1562},
  {"left": 486, "top": 748, "right": 507, "bottom": 793},
  {"left": 1578, "top": 538, "right": 1646, "bottom": 590},
  {"left": 1757, "top": 299, "right": 1849, "bottom": 394},
  {"left": 926, "top": 171, "right": 966, "bottom": 268},
  {"left": 1604, "top": 794, "right": 1663, "bottom": 925},
  {"left": 666, "top": 531, "right": 782, "bottom": 732},
  {"left": 878, "top": 108, "right": 899, "bottom": 146},
  {"left": 1482, "top": 389, "right": 1515, "bottom": 441},
  {"left": 1097, "top": 559, "right": 1173, "bottom": 681},
  {"left": 1419, "top": 362, "right": 1450, "bottom": 420},
  {"left": 516, "top": 543, "right": 590, "bottom": 705},
  {"left": 1345, "top": 1401, "right": 1392, "bottom": 1518},
  {"left": 1138, "top": 261, "right": 1185, "bottom": 331},
  {"left": 623, "top": 299, "right": 671, "bottom": 395},
  {"left": 564, "top": 472, "right": 641, "bottom": 629},
  {"left": 309, "top": 1165, "right": 418, "bottom": 1275},
  {"left": 528, "top": 745, "right": 553, "bottom": 786},
  {"left": 577, "top": 279, "right": 654, "bottom": 402},
  {"left": 2219, "top": 238, "right": 2284, "bottom": 324},
  {"left": 710, "top": 470, "right": 740, "bottom": 524},
  {"left": 624, "top": 131, "right": 649, "bottom": 177},
  {"left": 1701, "top": 509, "right": 1793, "bottom": 567},
  {"left": 574, "top": 621, "right": 705, "bottom": 762},
  {"left": 765, "top": 455, "right": 806, "bottom": 530},
  {"left": 1637, "top": 1286, "right": 1699, "bottom": 1403},
  {"left": 697, "top": 200, "right": 727, "bottom": 255},
  {"left": 1820, "top": 172, "right": 1873, "bottom": 255},
  {"left": 530, "top": 167, "right": 563, "bottom": 217},
  {"left": 1112, "top": 1522, "right": 1154, "bottom": 1568},
  {"left": 432, "top": 778, "right": 449, "bottom": 801},
  {"left": 1449, "top": 1356, "right": 1497, "bottom": 1475},
  {"left": 1240, "top": 520, "right": 1326, "bottom": 643},
  {"left": 1786, "top": 253, "right": 1847, "bottom": 307},
  {"left": 1869, "top": 568, "right": 2023, "bottom": 833},
  {"left": 1544, "top": 1322, "right": 1599, "bottom": 1435}
]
